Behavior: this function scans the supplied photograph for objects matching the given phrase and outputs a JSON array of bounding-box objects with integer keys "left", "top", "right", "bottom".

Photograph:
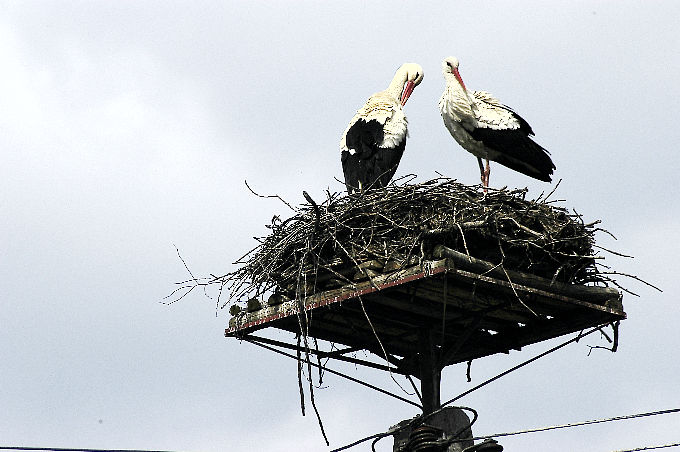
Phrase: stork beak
[
  {"left": 453, "top": 68, "right": 467, "bottom": 93},
  {"left": 400, "top": 80, "right": 416, "bottom": 106},
  {"left": 454, "top": 68, "right": 475, "bottom": 107}
]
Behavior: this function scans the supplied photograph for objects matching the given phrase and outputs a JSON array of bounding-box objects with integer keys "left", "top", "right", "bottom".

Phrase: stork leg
[
  {"left": 477, "top": 157, "right": 486, "bottom": 186},
  {"left": 477, "top": 157, "right": 489, "bottom": 193}
]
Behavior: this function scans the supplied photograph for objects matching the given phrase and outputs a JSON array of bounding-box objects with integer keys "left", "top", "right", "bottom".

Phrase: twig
[
  {"left": 176, "top": 177, "right": 645, "bottom": 320},
  {"left": 593, "top": 244, "right": 634, "bottom": 258},
  {"left": 357, "top": 296, "right": 414, "bottom": 397},
  {"left": 598, "top": 271, "right": 662, "bottom": 292},
  {"left": 587, "top": 322, "right": 620, "bottom": 355},
  {"left": 303, "top": 191, "right": 321, "bottom": 232},
  {"left": 245, "top": 179, "right": 297, "bottom": 211},
  {"left": 296, "top": 334, "right": 305, "bottom": 416}
]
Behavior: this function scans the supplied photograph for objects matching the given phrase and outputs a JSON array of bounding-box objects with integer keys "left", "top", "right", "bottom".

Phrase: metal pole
[{"left": 418, "top": 327, "right": 441, "bottom": 414}]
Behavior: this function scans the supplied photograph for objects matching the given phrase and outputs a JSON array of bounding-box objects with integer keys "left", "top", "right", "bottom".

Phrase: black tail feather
[{"left": 470, "top": 128, "right": 555, "bottom": 182}]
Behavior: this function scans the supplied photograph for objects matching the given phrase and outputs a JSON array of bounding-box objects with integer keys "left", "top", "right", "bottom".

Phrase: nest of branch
[{"left": 212, "top": 178, "right": 619, "bottom": 311}]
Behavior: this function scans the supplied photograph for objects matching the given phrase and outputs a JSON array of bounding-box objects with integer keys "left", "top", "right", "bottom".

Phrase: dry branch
[{"left": 198, "top": 177, "right": 636, "bottom": 312}]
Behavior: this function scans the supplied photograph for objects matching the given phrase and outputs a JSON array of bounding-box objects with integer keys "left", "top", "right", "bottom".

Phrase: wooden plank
[
  {"left": 439, "top": 315, "right": 486, "bottom": 367},
  {"left": 433, "top": 245, "right": 622, "bottom": 306},
  {"left": 445, "top": 315, "right": 615, "bottom": 365},
  {"left": 226, "top": 256, "right": 625, "bottom": 371},
  {"left": 227, "top": 257, "right": 623, "bottom": 337},
  {"left": 367, "top": 290, "right": 466, "bottom": 324},
  {"left": 449, "top": 268, "right": 625, "bottom": 317},
  {"left": 274, "top": 307, "right": 420, "bottom": 358},
  {"left": 226, "top": 259, "right": 451, "bottom": 335}
]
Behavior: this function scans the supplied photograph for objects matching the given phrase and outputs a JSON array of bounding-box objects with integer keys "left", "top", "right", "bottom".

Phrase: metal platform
[{"left": 227, "top": 246, "right": 624, "bottom": 381}]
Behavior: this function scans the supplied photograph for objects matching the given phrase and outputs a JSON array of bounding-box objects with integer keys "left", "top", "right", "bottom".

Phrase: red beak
[
  {"left": 453, "top": 68, "right": 467, "bottom": 93},
  {"left": 400, "top": 80, "right": 415, "bottom": 106}
]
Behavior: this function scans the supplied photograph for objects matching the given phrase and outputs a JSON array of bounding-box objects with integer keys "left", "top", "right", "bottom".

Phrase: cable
[
  {"left": 244, "top": 337, "right": 422, "bottom": 409},
  {"left": 470, "top": 407, "right": 680, "bottom": 441},
  {"left": 331, "top": 432, "right": 391, "bottom": 452},
  {"left": 440, "top": 326, "right": 601, "bottom": 408},
  {"left": 331, "top": 406, "right": 478, "bottom": 452},
  {"left": 0, "top": 447, "right": 177, "bottom": 452},
  {"left": 393, "top": 325, "right": 602, "bottom": 442},
  {"left": 331, "top": 326, "right": 617, "bottom": 452},
  {"left": 613, "top": 443, "right": 680, "bottom": 452}
]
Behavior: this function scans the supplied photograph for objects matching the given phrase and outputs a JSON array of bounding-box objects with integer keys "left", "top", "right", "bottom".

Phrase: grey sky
[{"left": 1, "top": 2, "right": 679, "bottom": 451}]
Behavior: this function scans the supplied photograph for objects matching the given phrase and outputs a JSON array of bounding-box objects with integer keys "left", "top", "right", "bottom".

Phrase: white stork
[
  {"left": 340, "top": 63, "right": 424, "bottom": 193},
  {"left": 439, "top": 56, "right": 555, "bottom": 189}
]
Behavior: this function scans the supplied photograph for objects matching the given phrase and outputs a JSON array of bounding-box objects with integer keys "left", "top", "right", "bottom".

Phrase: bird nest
[{"left": 198, "top": 178, "right": 628, "bottom": 312}]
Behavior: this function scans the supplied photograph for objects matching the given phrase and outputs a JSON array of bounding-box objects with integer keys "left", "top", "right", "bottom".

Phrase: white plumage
[
  {"left": 340, "top": 63, "right": 424, "bottom": 193},
  {"left": 439, "top": 56, "right": 555, "bottom": 188},
  {"left": 340, "top": 93, "right": 408, "bottom": 152}
]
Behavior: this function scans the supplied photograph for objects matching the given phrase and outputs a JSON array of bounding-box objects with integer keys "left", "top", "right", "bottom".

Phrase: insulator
[{"left": 407, "top": 425, "right": 444, "bottom": 452}]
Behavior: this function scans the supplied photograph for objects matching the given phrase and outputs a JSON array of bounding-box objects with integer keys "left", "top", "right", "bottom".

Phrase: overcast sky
[{"left": 1, "top": 2, "right": 679, "bottom": 451}]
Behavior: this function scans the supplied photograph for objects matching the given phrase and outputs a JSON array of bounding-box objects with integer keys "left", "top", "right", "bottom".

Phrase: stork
[
  {"left": 340, "top": 63, "right": 424, "bottom": 193},
  {"left": 439, "top": 56, "right": 555, "bottom": 189}
]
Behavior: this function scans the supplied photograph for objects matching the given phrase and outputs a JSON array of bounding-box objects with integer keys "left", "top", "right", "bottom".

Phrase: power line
[
  {"left": 470, "top": 407, "right": 680, "bottom": 441},
  {"left": 244, "top": 336, "right": 423, "bottom": 409},
  {"left": 613, "top": 443, "right": 680, "bottom": 452},
  {"left": 331, "top": 327, "right": 603, "bottom": 451},
  {"left": 0, "top": 447, "right": 177, "bottom": 452},
  {"left": 336, "top": 406, "right": 680, "bottom": 452},
  {"left": 440, "top": 326, "right": 601, "bottom": 408},
  {"left": 331, "top": 406, "right": 478, "bottom": 452}
]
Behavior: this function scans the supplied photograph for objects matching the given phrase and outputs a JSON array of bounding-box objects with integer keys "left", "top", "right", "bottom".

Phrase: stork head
[
  {"left": 395, "top": 63, "right": 424, "bottom": 106},
  {"left": 442, "top": 56, "right": 467, "bottom": 92}
]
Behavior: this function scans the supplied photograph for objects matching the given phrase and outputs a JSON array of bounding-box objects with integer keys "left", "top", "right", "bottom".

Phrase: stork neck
[
  {"left": 386, "top": 68, "right": 409, "bottom": 101},
  {"left": 443, "top": 74, "right": 476, "bottom": 118},
  {"left": 446, "top": 74, "right": 474, "bottom": 105},
  {"left": 445, "top": 73, "right": 465, "bottom": 94}
]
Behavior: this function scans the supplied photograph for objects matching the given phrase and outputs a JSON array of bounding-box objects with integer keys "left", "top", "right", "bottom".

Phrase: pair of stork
[{"left": 340, "top": 57, "right": 555, "bottom": 193}]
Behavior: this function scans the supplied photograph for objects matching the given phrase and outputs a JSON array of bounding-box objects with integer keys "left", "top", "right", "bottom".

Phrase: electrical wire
[
  {"left": 331, "top": 406, "right": 478, "bottom": 452},
  {"left": 439, "top": 326, "right": 600, "bottom": 409},
  {"left": 469, "top": 408, "right": 680, "bottom": 442},
  {"left": 336, "top": 406, "right": 680, "bottom": 452},
  {"left": 613, "top": 443, "right": 680, "bottom": 452},
  {"left": 244, "top": 336, "right": 422, "bottom": 409},
  {"left": 331, "top": 326, "right": 623, "bottom": 452},
  {"left": 0, "top": 447, "right": 177, "bottom": 452}
]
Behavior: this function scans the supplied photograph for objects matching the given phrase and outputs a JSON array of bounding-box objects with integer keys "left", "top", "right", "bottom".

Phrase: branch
[{"left": 244, "top": 179, "right": 297, "bottom": 211}]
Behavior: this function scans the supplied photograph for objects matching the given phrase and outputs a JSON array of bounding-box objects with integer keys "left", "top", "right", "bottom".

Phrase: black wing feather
[
  {"left": 342, "top": 119, "right": 405, "bottom": 192},
  {"left": 466, "top": 101, "right": 554, "bottom": 182},
  {"left": 469, "top": 126, "right": 555, "bottom": 182}
]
